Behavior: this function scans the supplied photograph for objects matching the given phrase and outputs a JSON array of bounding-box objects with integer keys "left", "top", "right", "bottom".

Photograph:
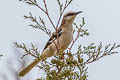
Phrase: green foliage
[
  {"left": 77, "top": 43, "right": 120, "bottom": 64},
  {"left": 73, "top": 18, "right": 89, "bottom": 37},
  {"left": 21, "top": 0, "right": 38, "bottom": 6},
  {"left": 14, "top": 42, "right": 40, "bottom": 59},
  {"left": 24, "top": 12, "right": 51, "bottom": 36},
  {"left": 36, "top": 52, "right": 88, "bottom": 80}
]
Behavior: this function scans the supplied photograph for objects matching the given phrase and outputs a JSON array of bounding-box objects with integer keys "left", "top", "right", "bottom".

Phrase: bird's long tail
[{"left": 19, "top": 58, "right": 41, "bottom": 77}]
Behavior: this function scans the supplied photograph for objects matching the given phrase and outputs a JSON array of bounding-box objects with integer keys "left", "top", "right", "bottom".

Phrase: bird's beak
[{"left": 76, "top": 11, "right": 83, "bottom": 15}]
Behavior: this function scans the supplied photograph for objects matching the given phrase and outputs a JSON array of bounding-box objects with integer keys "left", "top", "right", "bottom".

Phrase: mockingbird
[{"left": 19, "top": 11, "right": 82, "bottom": 76}]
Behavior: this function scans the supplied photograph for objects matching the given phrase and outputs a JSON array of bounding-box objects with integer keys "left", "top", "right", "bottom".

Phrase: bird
[{"left": 19, "top": 11, "right": 82, "bottom": 77}]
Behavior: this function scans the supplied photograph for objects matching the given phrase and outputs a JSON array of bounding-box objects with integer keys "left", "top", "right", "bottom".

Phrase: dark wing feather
[{"left": 42, "top": 28, "right": 62, "bottom": 52}]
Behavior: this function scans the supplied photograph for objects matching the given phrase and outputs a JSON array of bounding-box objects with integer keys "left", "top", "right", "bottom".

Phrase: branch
[
  {"left": 43, "top": 0, "right": 56, "bottom": 29},
  {"left": 69, "top": 18, "right": 89, "bottom": 52},
  {"left": 22, "top": 0, "right": 56, "bottom": 29},
  {"left": 22, "top": 0, "right": 46, "bottom": 13},
  {"left": 14, "top": 42, "right": 40, "bottom": 59},
  {"left": 77, "top": 43, "right": 120, "bottom": 64},
  {"left": 24, "top": 12, "right": 51, "bottom": 36}
]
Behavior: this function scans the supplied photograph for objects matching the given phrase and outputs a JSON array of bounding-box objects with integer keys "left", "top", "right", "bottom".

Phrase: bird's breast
[{"left": 59, "top": 28, "right": 73, "bottom": 51}]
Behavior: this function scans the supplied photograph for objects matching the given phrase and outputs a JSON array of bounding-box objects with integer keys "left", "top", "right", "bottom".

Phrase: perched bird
[{"left": 19, "top": 11, "right": 82, "bottom": 76}]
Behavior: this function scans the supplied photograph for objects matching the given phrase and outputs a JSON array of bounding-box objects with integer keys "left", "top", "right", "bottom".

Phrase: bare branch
[{"left": 43, "top": 0, "right": 56, "bottom": 29}]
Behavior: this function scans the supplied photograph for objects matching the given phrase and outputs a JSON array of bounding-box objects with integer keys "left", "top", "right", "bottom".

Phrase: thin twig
[
  {"left": 35, "top": 3, "right": 46, "bottom": 13},
  {"left": 43, "top": 0, "right": 56, "bottom": 29},
  {"left": 56, "top": 0, "right": 68, "bottom": 28},
  {"left": 69, "top": 33, "right": 79, "bottom": 52}
]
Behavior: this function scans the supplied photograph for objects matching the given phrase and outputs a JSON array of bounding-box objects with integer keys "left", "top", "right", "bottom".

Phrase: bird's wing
[{"left": 42, "top": 28, "right": 62, "bottom": 51}]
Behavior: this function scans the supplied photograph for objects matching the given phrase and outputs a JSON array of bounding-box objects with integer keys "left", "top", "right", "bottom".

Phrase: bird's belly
[{"left": 59, "top": 32, "right": 73, "bottom": 51}]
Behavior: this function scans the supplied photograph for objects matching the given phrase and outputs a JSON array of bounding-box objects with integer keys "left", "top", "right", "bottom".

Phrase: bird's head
[{"left": 63, "top": 11, "right": 82, "bottom": 22}]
